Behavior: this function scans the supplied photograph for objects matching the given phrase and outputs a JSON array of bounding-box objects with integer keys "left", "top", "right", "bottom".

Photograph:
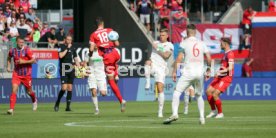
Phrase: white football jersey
[
  {"left": 150, "top": 41, "right": 174, "bottom": 67},
  {"left": 84, "top": 50, "right": 105, "bottom": 74},
  {"left": 180, "top": 36, "right": 209, "bottom": 76}
]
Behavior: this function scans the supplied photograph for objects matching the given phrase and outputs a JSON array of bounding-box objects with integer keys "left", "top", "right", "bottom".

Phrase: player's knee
[
  {"left": 101, "top": 91, "right": 107, "bottom": 96},
  {"left": 61, "top": 84, "right": 67, "bottom": 91},
  {"left": 92, "top": 93, "right": 97, "bottom": 97},
  {"left": 145, "top": 60, "right": 151, "bottom": 65},
  {"left": 212, "top": 92, "right": 220, "bottom": 99},
  {"left": 206, "top": 88, "right": 213, "bottom": 95},
  {"left": 158, "top": 87, "right": 164, "bottom": 93},
  {"left": 67, "top": 87, "right": 73, "bottom": 91},
  {"left": 67, "top": 84, "right": 73, "bottom": 91}
]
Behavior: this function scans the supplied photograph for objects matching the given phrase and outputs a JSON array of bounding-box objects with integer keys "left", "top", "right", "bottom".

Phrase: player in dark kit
[
  {"left": 54, "top": 35, "right": 80, "bottom": 112},
  {"left": 89, "top": 17, "right": 126, "bottom": 112}
]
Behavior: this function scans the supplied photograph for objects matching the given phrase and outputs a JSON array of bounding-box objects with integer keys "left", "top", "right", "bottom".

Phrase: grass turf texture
[{"left": 0, "top": 101, "right": 276, "bottom": 138}]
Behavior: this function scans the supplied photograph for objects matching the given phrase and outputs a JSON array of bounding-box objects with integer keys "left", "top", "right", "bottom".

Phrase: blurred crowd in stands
[
  {"left": 0, "top": 0, "right": 67, "bottom": 48},
  {"left": 241, "top": 0, "right": 276, "bottom": 51},
  {"left": 128, "top": 0, "right": 235, "bottom": 31}
]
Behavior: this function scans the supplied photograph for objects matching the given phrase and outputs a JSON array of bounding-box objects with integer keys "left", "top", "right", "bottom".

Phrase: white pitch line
[
  {"left": 4, "top": 116, "right": 276, "bottom": 123},
  {"left": 64, "top": 122, "right": 276, "bottom": 130},
  {"left": 64, "top": 118, "right": 276, "bottom": 130},
  {"left": 64, "top": 122, "right": 164, "bottom": 129}
]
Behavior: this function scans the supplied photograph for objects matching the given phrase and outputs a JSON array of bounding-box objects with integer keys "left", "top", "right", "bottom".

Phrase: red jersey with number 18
[{"left": 89, "top": 28, "right": 114, "bottom": 48}]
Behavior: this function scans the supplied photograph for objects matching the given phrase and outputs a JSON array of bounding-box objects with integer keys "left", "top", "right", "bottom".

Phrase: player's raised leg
[{"left": 106, "top": 65, "right": 126, "bottom": 112}]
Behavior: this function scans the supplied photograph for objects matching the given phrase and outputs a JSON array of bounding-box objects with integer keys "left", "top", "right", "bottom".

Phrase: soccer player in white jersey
[
  {"left": 84, "top": 47, "right": 107, "bottom": 115},
  {"left": 144, "top": 29, "right": 174, "bottom": 118},
  {"left": 164, "top": 24, "right": 212, "bottom": 125}
]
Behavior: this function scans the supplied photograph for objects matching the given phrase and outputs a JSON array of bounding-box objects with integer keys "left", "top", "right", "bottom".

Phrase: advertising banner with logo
[
  {"left": 171, "top": 24, "right": 242, "bottom": 54},
  {"left": 74, "top": 42, "right": 149, "bottom": 77},
  {"left": 1, "top": 78, "right": 275, "bottom": 104},
  {"left": 32, "top": 49, "right": 60, "bottom": 78}
]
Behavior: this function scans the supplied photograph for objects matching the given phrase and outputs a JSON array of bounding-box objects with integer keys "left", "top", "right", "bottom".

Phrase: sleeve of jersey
[
  {"left": 228, "top": 52, "right": 235, "bottom": 63},
  {"left": 58, "top": 45, "right": 66, "bottom": 53}
]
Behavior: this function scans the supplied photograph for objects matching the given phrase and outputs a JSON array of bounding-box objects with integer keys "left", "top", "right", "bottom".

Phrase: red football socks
[
  {"left": 207, "top": 95, "right": 216, "bottom": 110},
  {"left": 10, "top": 93, "right": 17, "bottom": 110},
  {"left": 215, "top": 99, "right": 223, "bottom": 114},
  {"left": 28, "top": 92, "right": 36, "bottom": 103},
  {"left": 108, "top": 79, "right": 123, "bottom": 103}
]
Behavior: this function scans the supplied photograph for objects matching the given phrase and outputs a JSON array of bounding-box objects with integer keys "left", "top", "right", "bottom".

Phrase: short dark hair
[
  {"left": 50, "top": 27, "right": 56, "bottom": 31},
  {"left": 16, "top": 36, "right": 24, "bottom": 41},
  {"left": 160, "top": 28, "right": 168, "bottom": 34},
  {"left": 187, "top": 24, "right": 196, "bottom": 30},
  {"left": 221, "top": 37, "right": 231, "bottom": 45},
  {"left": 66, "top": 35, "right": 73, "bottom": 39},
  {"left": 95, "top": 17, "right": 104, "bottom": 26}
]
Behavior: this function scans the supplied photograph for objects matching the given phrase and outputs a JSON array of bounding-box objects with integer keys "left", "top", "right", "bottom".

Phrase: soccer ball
[
  {"left": 75, "top": 66, "right": 84, "bottom": 78},
  {"left": 75, "top": 66, "right": 89, "bottom": 78},
  {"left": 108, "top": 31, "right": 119, "bottom": 41}
]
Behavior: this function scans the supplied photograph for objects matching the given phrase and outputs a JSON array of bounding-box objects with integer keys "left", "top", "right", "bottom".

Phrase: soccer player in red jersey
[
  {"left": 89, "top": 17, "right": 126, "bottom": 112},
  {"left": 6, "top": 36, "right": 37, "bottom": 115},
  {"left": 206, "top": 38, "right": 234, "bottom": 119}
]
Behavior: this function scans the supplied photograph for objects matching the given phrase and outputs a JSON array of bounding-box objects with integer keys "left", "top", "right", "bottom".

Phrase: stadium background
[{"left": 1, "top": 0, "right": 276, "bottom": 103}]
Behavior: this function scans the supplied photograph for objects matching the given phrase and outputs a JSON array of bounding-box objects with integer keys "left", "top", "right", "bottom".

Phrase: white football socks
[
  {"left": 196, "top": 95, "right": 205, "bottom": 119},
  {"left": 91, "top": 96, "right": 99, "bottom": 111},
  {"left": 172, "top": 90, "right": 182, "bottom": 117},
  {"left": 145, "top": 65, "right": 151, "bottom": 89},
  {"left": 184, "top": 91, "right": 190, "bottom": 113},
  {"left": 158, "top": 92, "right": 165, "bottom": 114}
]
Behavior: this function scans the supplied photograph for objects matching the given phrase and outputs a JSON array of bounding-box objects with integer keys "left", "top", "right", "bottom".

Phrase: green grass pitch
[{"left": 0, "top": 101, "right": 276, "bottom": 138}]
